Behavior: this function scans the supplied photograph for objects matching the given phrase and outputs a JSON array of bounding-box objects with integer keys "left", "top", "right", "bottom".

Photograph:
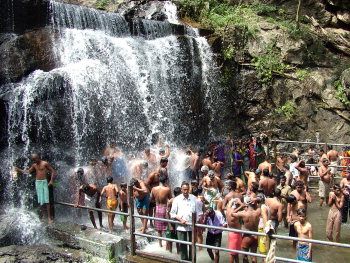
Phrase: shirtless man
[
  {"left": 265, "top": 189, "right": 283, "bottom": 231},
  {"left": 290, "top": 181, "right": 311, "bottom": 211},
  {"left": 257, "top": 156, "right": 272, "bottom": 176},
  {"left": 294, "top": 208, "right": 313, "bottom": 262},
  {"left": 132, "top": 160, "right": 148, "bottom": 180},
  {"left": 223, "top": 181, "right": 243, "bottom": 209},
  {"left": 119, "top": 182, "right": 129, "bottom": 230},
  {"left": 295, "top": 160, "right": 311, "bottom": 187},
  {"left": 131, "top": 178, "right": 149, "bottom": 233},
  {"left": 202, "top": 151, "right": 214, "bottom": 169},
  {"left": 100, "top": 177, "right": 119, "bottom": 232},
  {"left": 276, "top": 154, "right": 287, "bottom": 184},
  {"left": 212, "top": 157, "right": 224, "bottom": 178},
  {"left": 277, "top": 176, "right": 292, "bottom": 227},
  {"left": 191, "top": 149, "right": 202, "bottom": 181},
  {"left": 15, "top": 153, "right": 56, "bottom": 223},
  {"left": 158, "top": 145, "right": 170, "bottom": 163},
  {"left": 232, "top": 197, "right": 261, "bottom": 263},
  {"left": 326, "top": 184, "right": 344, "bottom": 242},
  {"left": 144, "top": 147, "right": 157, "bottom": 172},
  {"left": 227, "top": 173, "right": 246, "bottom": 194},
  {"left": 244, "top": 170, "right": 257, "bottom": 191},
  {"left": 340, "top": 172, "right": 350, "bottom": 223},
  {"left": 327, "top": 149, "right": 339, "bottom": 177},
  {"left": 76, "top": 183, "right": 103, "bottom": 229},
  {"left": 319, "top": 158, "right": 333, "bottom": 207},
  {"left": 287, "top": 194, "right": 299, "bottom": 248},
  {"left": 226, "top": 196, "right": 245, "bottom": 263},
  {"left": 259, "top": 169, "right": 276, "bottom": 197},
  {"left": 151, "top": 175, "right": 172, "bottom": 246},
  {"left": 202, "top": 170, "right": 223, "bottom": 206}
]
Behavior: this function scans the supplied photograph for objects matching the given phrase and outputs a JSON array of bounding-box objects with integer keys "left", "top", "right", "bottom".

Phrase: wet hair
[
  {"left": 280, "top": 175, "right": 286, "bottom": 181},
  {"left": 120, "top": 182, "right": 127, "bottom": 188},
  {"left": 251, "top": 182, "right": 259, "bottom": 193},
  {"left": 107, "top": 176, "right": 113, "bottom": 183},
  {"left": 130, "top": 178, "right": 139, "bottom": 187},
  {"left": 174, "top": 187, "right": 181, "bottom": 196},
  {"left": 159, "top": 148, "right": 165, "bottom": 154},
  {"left": 297, "top": 208, "right": 306, "bottom": 216},
  {"left": 333, "top": 184, "right": 341, "bottom": 190},
  {"left": 181, "top": 181, "right": 190, "bottom": 188},
  {"left": 290, "top": 154, "right": 298, "bottom": 162},
  {"left": 295, "top": 180, "right": 304, "bottom": 187},
  {"left": 142, "top": 161, "right": 148, "bottom": 168},
  {"left": 160, "top": 157, "right": 168, "bottom": 163},
  {"left": 226, "top": 173, "right": 234, "bottom": 180},
  {"left": 31, "top": 153, "right": 41, "bottom": 159},
  {"left": 191, "top": 180, "right": 198, "bottom": 185},
  {"left": 262, "top": 168, "right": 270, "bottom": 177},
  {"left": 274, "top": 188, "right": 281, "bottom": 198},
  {"left": 77, "top": 168, "right": 84, "bottom": 174},
  {"left": 82, "top": 184, "right": 90, "bottom": 192},
  {"left": 101, "top": 156, "right": 108, "bottom": 164},
  {"left": 228, "top": 180, "right": 237, "bottom": 191},
  {"left": 286, "top": 194, "right": 297, "bottom": 204},
  {"left": 256, "top": 193, "right": 265, "bottom": 203},
  {"left": 159, "top": 174, "right": 167, "bottom": 184}
]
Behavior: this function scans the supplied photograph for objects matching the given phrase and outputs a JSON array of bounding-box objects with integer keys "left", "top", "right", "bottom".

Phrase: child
[
  {"left": 294, "top": 208, "right": 312, "bottom": 262},
  {"left": 100, "top": 177, "right": 119, "bottom": 232},
  {"left": 119, "top": 182, "right": 129, "bottom": 230}
]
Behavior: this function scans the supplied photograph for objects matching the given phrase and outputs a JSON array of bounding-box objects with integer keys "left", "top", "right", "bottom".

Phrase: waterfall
[{"left": 0, "top": 0, "right": 220, "bottom": 243}]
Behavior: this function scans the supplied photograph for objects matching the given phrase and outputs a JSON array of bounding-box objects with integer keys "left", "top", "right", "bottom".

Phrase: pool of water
[{"left": 141, "top": 193, "right": 350, "bottom": 262}]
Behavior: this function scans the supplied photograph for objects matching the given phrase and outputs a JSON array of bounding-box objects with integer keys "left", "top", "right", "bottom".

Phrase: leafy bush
[
  {"left": 275, "top": 101, "right": 296, "bottom": 119},
  {"left": 252, "top": 45, "right": 290, "bottom": 83},
  {"left": 335, "top": 80, "right": 350, "bottom": 107},
  {"left": 95, "top": 0, "right": 110, "bottom": 10},
  {"left": 295, "top": 69, "right": 310, "bottom": 81},
  {"left": 223, "top": 44, "right": 235, "bottom": 60}
]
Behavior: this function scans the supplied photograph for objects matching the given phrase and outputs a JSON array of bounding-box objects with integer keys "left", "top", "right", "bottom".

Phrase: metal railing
[{"left": 55, "top": 185, "right": 350, "bottom": 263}]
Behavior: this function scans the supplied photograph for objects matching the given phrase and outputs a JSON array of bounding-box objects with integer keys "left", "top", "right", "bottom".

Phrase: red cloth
[
  {"left": 228, "top": 232, "right": 242, "bottom": 255},
  {"left": 155, "top": 204, "right": 167, "bottom": 231}
]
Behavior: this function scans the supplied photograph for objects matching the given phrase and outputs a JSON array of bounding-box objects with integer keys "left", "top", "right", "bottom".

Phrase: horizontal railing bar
[
  {"left": 56, "top": 201, "right": 128, "bottom": 216},
  {"left": 136, "top": 250, "right": 190, "bottom": 263},
  {"left": 196, "top": 243, "right": 310, "bottom": 263},
  {"left": 134, "top": 232, "right": 191, "bottom": 245},
  {"left": 195, "top": 224, "right": 350, "bottom": 248},
  {"left": 309, "top": 176, "right": 342, "bottom": 179},
  {"left": 134, "top": 214, "right": 187, "bottom": 225},
  {"left": 271, "top": 140, "right": 350, "bottom": 147},
  {"left": 195, "top": 243, "right": 265, "bottom": 259}
]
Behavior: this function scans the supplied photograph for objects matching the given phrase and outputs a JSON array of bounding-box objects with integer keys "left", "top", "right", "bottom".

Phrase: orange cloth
[{"left": 107, "top": 198, "right": 118, "bottom": 210}]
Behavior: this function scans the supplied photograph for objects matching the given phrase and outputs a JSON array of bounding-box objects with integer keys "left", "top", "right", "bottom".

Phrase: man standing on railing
[
  {"left": 151, "top": 174, "right": 172, "bottom": 247},
  {"left": 204, "top": 207, "right": 227, "bottom": 263},
  {"left": 170, "top": 181, "right": 201, "bottom": 261}
]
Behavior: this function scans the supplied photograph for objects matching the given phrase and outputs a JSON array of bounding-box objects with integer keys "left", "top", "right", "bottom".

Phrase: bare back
[{"left": 151, "top": 185, "right": 172, "bottom": 205}]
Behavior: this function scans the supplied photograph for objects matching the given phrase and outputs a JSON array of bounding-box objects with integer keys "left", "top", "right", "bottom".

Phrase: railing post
[
  {"left": 128, "top": 185, "right": 136, "bottom": 256},
  {"left": 191, "top": 212, "right": 197, "bottom": 263}
]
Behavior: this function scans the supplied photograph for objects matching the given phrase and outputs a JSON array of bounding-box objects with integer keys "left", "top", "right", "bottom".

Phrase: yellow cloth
[{"left": 107, "top": 198, "right": 118, "bottom": 210}]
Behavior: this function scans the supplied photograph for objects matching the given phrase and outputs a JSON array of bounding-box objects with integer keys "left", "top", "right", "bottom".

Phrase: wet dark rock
[
  {"left": 0, "top": 27, "right": 57, "bottom": 86},
  {"left": 0, "top": 0, "right": 50, "bottom": 34}
]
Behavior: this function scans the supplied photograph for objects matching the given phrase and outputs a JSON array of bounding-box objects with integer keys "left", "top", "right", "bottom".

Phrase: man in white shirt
[{"left": 170, "top": 182, "right": 202, "bottom": 261}]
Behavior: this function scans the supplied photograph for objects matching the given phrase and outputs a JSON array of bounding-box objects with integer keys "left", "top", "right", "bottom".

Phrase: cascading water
[{"left": 0, "top": 0, "right": 221, "bottom": 245}]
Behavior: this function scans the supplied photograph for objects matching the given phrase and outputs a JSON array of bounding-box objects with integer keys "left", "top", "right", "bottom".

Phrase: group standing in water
[{"left": 13, "top": 135, "right": 350, "bottom": 262}]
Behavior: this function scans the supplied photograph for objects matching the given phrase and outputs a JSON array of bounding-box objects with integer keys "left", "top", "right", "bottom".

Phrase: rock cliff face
[{"left": 1, "top": 0, "right": 349, "bottom": 143}]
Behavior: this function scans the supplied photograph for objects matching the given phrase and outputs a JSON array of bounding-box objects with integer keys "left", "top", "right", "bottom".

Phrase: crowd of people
[{"left": 13, "top": 135, "right": 350, "bottom": 263}]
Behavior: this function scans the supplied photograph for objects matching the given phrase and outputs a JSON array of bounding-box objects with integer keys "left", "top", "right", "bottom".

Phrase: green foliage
[
  {"left": 223, "top": 44, "right": 235, "bottom": 60},
  {"left": 275, "top": 101, "right": 297, "bottom": 119},
  {"left": 95, "top": 0, "right": 109, "bottom": 10},
  {"left": 295, "top": 69, "right": 310, "bottom": 81},
  {"left": 335, "top": 80, "right": 350, "bottom": 107},
  {"left": 252, "top": 45, "right": 290, "bottom": 83}
]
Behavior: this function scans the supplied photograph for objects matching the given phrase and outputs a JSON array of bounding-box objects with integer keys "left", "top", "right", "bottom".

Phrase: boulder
[
  {"left": 0, "top": 0, "right": 50, "bottom": 34},
  {"left": 337, "top": 11, "right": 350, "bottom": 24},
  {"left": 0, "top": 27, "right": 57, "bottom": 86}
]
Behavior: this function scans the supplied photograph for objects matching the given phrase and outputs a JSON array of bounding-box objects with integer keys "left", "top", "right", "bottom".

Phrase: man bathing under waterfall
[{"left": 15, "top": 153, "right": 57, "bottom": 224}]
